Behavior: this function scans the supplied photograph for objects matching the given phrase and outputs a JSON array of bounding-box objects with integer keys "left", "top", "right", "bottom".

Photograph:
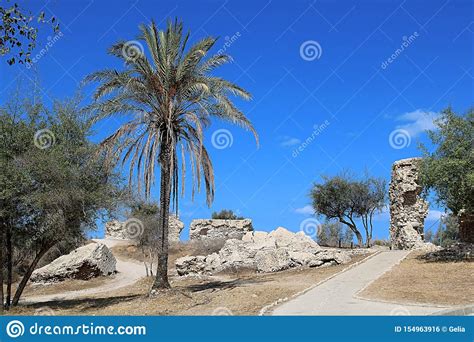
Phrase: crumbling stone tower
[{"left": 389, "top": 158, "right": 429, "bottom": 249}]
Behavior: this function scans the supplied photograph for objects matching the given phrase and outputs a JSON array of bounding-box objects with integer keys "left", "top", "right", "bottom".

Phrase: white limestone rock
[
  {"left": 189, "top": 219, "right": 253, "bottom": 241},
  {"left": 176, "top": 226, "right": 352, "bottom": 276},
  {"left": 31, "top": 243, "right": 116, "bottom": 283},
  {"left": 254, "top": 249, "right": 293, "bottom": 273},
  {"left": 269, "top": 227, "right": 321, "bottom": 252}
]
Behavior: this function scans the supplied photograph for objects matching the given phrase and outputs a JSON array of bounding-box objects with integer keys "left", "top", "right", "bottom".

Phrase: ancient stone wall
[
  {"left": 189, "top": 219, "right": 253, "bottom": 241},
  {"left": 389, "top": 158, "right": 429, "bottom": 249},
  {"left": 105, "top": 215, "right": 184, "bottom": 242}
]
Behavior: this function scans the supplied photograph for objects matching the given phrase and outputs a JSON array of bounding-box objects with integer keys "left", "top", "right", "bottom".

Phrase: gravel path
[
  {"left": 21, "top": 239, "right": 146, "bottom": 304},
  {"left": 272, "top": 250, "right": 449, "bottom": 315}
]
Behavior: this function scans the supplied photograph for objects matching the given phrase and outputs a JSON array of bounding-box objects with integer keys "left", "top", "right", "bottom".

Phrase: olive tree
[
  {"left": 354, "top": 177, "right": 387, "bottom": 247},
  {"left": 128, "top": 202, "right": 160, "bottom": 277},
  {"left": 317, "top": 221, "right": 354, "bottom": 247},
  {"left": 419, "top": 107, "right": 474, "bottom": 216},
  {"left": 310, "top": 175, "right": 364, "bottom": 247},
  {"left": 310, "top": 174, "right": 387, "bottom": 247},
  {"left": 1, "top": 93, "right": 123, "bottom": 308}
]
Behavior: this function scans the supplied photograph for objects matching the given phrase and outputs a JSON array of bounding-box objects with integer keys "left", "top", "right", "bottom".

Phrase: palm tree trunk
[{"left": 152, "top": 144, "right": 172, "bottom": 290}]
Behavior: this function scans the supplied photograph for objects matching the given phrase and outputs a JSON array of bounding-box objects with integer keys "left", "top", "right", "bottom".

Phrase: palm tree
[{"left": 86, "top": 19, "right": 258, "bottom": 289}]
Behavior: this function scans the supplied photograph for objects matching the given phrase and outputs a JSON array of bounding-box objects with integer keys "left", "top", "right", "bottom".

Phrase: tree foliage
[
  {"left": 128, "top": 201, "right": 160, "bottom": 277},
  {"left": 310, "top": 174, "right": 364, "bottom": 246},
  {"left": 0, "top": 92, "right": 123, "bottom": 307},
  {"left": 419, "top": 107, "right": 474, "bottom": 215},
  {"left": 211, "top": 209, "right": 244, "bottom": 220},
  {"left": 432, "top": 214, "right": 460, "bottom": 247},
  {"left": 310, "top": 173, "right": 386, "bottom": 247},
  {"left": 354, "top": 177, "right": 386, "bottom": 247},
  {"left": 0, "top": 1, "right": 59, "bottom": 65},
  {"left": 317, "top": 221, "right": 354, "bottom": 247}
]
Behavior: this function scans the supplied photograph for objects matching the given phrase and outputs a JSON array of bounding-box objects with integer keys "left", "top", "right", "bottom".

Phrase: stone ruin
[
  {"left": 189, "top": 219, "right": 253, "bottom": 242},
  {"left": 105, "top": 215, "right": 184, "bottom": 243},
  {"left": 176, "top": 227, "right": 359, "bottom": 275},
  {"left": 389, "top": 158, "right": 429, "bottom": 249}
]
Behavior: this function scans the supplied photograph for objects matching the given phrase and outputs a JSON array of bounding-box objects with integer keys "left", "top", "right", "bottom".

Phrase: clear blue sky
[{"left": 1, "top": 0, "right": 472, "bottom": 240}]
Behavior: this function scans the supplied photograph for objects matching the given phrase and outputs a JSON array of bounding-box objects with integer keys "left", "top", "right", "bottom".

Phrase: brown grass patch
[{"left": 359, "top": 251, "right": 474, "bottom": 306}]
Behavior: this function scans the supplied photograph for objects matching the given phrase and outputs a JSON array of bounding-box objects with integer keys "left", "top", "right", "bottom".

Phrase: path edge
[{"left": 259, "top": 250, "right": 381, "bottom": 316}]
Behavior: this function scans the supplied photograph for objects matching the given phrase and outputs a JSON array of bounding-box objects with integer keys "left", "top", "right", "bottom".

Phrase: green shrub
[{"left": 211, "top": 209, "right": 244, "bottom": 220}]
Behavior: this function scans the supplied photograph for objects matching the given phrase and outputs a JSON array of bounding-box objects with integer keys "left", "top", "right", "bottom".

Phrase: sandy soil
[{"left": 358, "top": 251, "right": 474, "bottom": 306}]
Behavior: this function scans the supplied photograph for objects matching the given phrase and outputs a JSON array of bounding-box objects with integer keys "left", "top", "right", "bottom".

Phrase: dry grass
[
  {"left": 359, "top": 251, "right": 474, "bottom": 306},
  {"left": 8, "top": 254, "right": 371, "bottom": 316},
  {"left": 4, "top": 276, "right": 112, "bottom": 299},
  {"left": 111, "top": 240, "right": 228, "bottom": 270},
  {"left": 22, "top": 277, "right": 112, "bottom": 297}
]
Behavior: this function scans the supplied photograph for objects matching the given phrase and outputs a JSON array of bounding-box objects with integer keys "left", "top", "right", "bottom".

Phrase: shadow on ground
[
  {"left": 19, "top": 294, "right": 141, "bottom": 312},
  {"left": 184, "top": 277, "right": 269, "bottom": 292}
]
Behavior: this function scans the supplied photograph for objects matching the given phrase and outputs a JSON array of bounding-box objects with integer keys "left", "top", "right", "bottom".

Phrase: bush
[
  {"left": 211, "top": 209, "right": 244, "bottom": 220},
  {"left": 433, "top": 214, "right": 460, "bottom": 247},
  {"left": 317, "top": 222, "right": 354, "bottom": 247},
  {"left": 372, "top": 239, "right": 391, "bottom": 246}
]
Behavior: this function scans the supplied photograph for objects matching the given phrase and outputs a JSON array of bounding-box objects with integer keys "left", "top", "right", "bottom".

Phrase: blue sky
[{"left": 1, "top": 0, "right": 472, "bottom": 241}]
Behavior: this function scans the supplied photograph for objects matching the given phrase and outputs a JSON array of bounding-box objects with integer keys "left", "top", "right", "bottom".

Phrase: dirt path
[
  {"left": 21, "top": 239, "right": 146, "bottom": 304},
  {"left": 272, "top": 250, "right": 450, "bottom": 315}
]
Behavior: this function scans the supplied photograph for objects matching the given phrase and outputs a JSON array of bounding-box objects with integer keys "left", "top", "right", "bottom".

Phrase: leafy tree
[
  {"left": 317, "top": 221, "right": 353, "bottom": 247},
  {"left": 128, "top": 201, "right": 160, "bottom": 277},
  {"left": 354, "top": 177, "right": 386, "bottom": 247},
  {"left": 433, "top": 214, "right": 459, "bottom": 247},
  {"left": 0, "top": 93, "right": 122, "bottom": 307},
  {"left": 86, "top": 19, "right": 258, "bottom": 290},
  {"left": 310, "top": 175, "right": 364, "bottom": 247},
  {"left": 1, "top": 1, "right": 59, "bottom": 65},
  {"left": 419, "top": 107, "right": 474, "bottom": 215},
  {"left": 424, "top": 229, "right": 433, "bottom": 243},
  {"left": 211, "top": 209, "right": 244, "bottom": 220},
  {"left": 310, "top": 173, "right": 387, "bottom": 247}
]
